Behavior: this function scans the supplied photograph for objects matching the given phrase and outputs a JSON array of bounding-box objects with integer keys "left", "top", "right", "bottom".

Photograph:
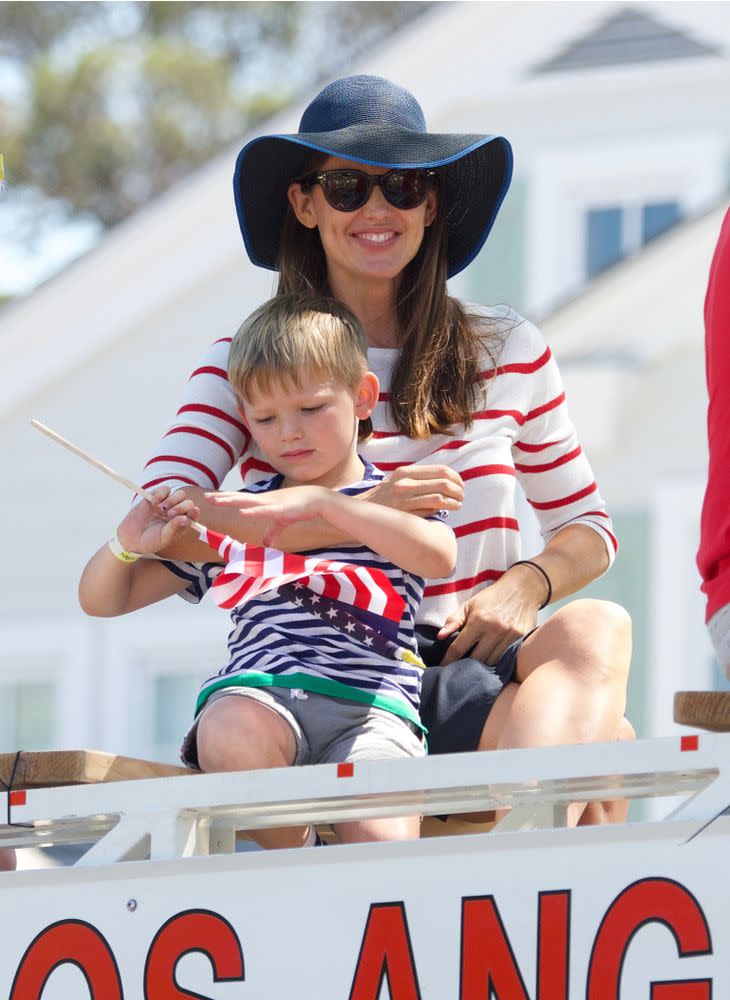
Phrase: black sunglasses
[{"left": 299, "top": 168, "right": 436, "bottom": 213}]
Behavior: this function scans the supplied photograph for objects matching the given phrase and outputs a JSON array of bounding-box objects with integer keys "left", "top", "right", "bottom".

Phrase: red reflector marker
[
  {"left": 337, "top": 763, "right": 354, "bottom": 778},
  {"left": 9, "top": 790, "right": 27, "bottom": 806},
  {"left": 680, "top": 735, "right": 699, "bottom": 752}
]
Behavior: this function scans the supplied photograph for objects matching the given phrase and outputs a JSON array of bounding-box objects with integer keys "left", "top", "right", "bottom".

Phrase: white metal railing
[{"left": 1, "top": 733, "right": 727, "bottom": 867}]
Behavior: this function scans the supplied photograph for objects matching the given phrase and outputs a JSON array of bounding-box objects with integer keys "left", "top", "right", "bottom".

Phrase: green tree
[{"left": 1, "top": 1, "right": 431, "bottom": 237}]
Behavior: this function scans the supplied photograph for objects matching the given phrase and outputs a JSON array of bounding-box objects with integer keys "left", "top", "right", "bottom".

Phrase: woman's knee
[
  {"left": 542, "top": 599, "right": 632, "bottom": 685},
  {"left": 617, "top": 715, "right": 636, "bottom": 743}
]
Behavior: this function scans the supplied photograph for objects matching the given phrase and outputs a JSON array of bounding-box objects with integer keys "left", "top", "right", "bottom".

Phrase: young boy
[{"left": 79, "top": 295, "right": 456, "bottom": 847}]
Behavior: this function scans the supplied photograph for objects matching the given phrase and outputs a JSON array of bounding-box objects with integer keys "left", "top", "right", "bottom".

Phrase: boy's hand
[
  {"left": 117, "top": 487, "right": 199, "bottom": 555},
  {"left": 218, "top": 485, "right": 331, "bottom": 548}
]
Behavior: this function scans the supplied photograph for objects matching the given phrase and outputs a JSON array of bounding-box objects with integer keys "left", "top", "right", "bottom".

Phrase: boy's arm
[
  {"left": 79, "top": 546, "right": 189, "bottom": 617},
  {"left": 158, "top": 465, "right": 465, "bottom": 561},
  {"left": 231, "top": 486, "right": 457, "bottom": 579},
  {"left": 79, "top": 487, "right": 196, "bottom": 617}
]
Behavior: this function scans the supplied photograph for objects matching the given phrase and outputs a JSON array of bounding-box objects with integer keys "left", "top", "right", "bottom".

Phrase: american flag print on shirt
[
  {"left": 197, "top": 529, "right": 427, "bottom": 671},
  {"left": 198, "top": 526, "right": 407, "bottom": 644},
  {"left": 163, "top": 465, "right": 437, "bottom": 726}
]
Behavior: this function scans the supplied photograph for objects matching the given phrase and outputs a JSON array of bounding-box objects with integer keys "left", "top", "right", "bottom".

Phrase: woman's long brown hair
[{"left": 276, "top": 173, "right": 503, "bottom": 440}]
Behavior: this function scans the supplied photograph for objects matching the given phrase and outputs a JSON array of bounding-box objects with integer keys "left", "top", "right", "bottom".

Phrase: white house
[{"left": 1, "top": 1, "right": 728, "bottom": 761}]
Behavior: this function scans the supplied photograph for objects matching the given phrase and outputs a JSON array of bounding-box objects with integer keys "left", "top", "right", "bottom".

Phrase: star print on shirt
[{"left": 277, "top": 581, "right": 408, "bottom": 665}]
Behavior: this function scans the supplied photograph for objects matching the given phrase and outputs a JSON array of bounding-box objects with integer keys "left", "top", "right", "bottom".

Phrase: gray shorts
[{"left": 181, "top": 685, "right": 425, "bottom": 770}]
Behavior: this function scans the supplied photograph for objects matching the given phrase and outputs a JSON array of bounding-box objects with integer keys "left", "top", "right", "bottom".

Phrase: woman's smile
[{"left": 352, "top": 229, "right": 399, "bottom": 245}]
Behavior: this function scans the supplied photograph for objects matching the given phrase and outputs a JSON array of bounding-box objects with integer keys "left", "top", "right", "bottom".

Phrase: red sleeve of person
[{"left": 698, "top": 207, "right": 730, "bottom": 624}]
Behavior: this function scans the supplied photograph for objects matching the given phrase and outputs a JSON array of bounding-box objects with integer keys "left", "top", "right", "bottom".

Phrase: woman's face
[{"left": 287, "top": 155, "right": 438, "bottom": 297}]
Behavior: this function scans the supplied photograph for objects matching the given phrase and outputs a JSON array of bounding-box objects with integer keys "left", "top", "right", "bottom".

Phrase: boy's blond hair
[{"left": 228, "top": 295, "right": 372, "bottom": 439}]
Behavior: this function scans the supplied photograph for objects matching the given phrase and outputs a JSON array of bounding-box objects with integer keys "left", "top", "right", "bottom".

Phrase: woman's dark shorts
[{"left": 417, "top": 625, "right": 530, "bottom": 755}]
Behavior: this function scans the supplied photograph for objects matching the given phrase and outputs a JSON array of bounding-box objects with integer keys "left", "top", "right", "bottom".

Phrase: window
[
  {"left": 152, "top": 673, "right": 202, "bottom": 764},
  {"left": 0, "top": 681, "right": 56, "bottom": 752},
  {"left": 642, "top": 201, "right": 681, "bottom": 243},
  {"left": 585, "top": 200, "right": 682, "bottom": 279},
  {"left": 586, "top": 207, "right": 623, "bottom": 278}
]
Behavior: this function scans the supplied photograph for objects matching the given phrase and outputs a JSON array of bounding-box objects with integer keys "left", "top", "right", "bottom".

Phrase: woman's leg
[
  {"left": 577, "top": 715, "right": 636, "bottom": 825},
  {"left": 196, "top": 695, "right": 310, "bottom": 849},
  {"left": 478, "top": 599, "right": 632, "bottom": 826},
  {"left": 0, "top": 848, "right": 17, "bottom": 871},
  {"left": 336, "top": 815, "right": 421, "bottom": 844}
]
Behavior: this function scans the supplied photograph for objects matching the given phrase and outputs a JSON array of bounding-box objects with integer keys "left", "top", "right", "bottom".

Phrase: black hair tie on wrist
[{"left": 511, "top": 559, "right": 552, "bottom": 610}]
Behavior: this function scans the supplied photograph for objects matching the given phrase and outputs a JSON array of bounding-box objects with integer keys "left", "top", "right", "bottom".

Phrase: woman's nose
[{"left": 361, "top": 181, "right": 390, "bottom": 213}]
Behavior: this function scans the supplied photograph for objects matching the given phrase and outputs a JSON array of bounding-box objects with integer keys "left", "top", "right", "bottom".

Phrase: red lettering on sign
[
  {"left": 144, "top": 909, "right": 245, "bottom": 999},
  {"left": 587, "top": 877, "right": 712, "bottom": 1000},
  {"left": 651, "top": 980, "right": 712, "bottom": 999},
  {"left": 349, "top": 902, "right": 421, "bottom": 1000},
  {"left": 537, "top": 890, "right": 570, "bottom": 1000},
  {"left": 10, "top": 919, "right": 122, "bottom": 1000},
  {"left": 460, "top": 896, "right": 529, "bottom": 1000}
]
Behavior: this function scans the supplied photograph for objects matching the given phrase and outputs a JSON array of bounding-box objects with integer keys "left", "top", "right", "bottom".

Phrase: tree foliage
[{"left": 1, "top": 1, "right": 431, "bottom": 237}]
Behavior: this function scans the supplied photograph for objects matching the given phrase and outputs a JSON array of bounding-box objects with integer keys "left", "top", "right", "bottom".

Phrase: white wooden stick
[{"left": 31, "top": 419, "right": 206, "bottom": 533}]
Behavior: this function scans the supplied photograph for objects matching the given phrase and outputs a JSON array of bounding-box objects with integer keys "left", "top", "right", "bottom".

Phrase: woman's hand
[
  {"left": 365, "top": 464, "right": 464, "bottom": 515},
  {"left": 118, "top": 487, "right": 199, "bottom": 555},
  {"left": 437, "top": 567, "right": 546, "bottom": 665}
]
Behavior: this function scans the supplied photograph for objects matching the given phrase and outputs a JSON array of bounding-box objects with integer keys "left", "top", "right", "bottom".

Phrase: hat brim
[{"left": 234, "top": 125, "right": 513, "bottom": 279}]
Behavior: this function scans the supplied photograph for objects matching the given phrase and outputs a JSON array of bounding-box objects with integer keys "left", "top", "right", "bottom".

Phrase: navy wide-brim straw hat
[{"left": 233, "top": 75, "right": 513, "bottom": 279}]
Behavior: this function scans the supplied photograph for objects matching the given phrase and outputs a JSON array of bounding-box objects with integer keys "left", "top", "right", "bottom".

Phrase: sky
[{"left": 1, "top": 211, "right": 101, "bottom": 296}]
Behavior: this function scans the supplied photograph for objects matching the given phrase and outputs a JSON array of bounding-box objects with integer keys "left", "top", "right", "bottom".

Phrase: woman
[{"left": 147, "top": 75, "right": 632, "bottom": 828}]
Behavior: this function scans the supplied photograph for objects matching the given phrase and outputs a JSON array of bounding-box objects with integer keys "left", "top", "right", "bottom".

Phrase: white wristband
[{"left": 108, "top": 534, "right": 141, "bottom": 564}]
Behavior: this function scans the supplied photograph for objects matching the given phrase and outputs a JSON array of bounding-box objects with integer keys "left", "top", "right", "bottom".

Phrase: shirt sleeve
[
  {"left": 140, "top": 337, "right": 250, "bottom": 492},
  {"left": 511, "top": 321, "right": 618, "bottom": 567},
  {"left": 161, "top": 559, "right": 224, "bottom": 605},
  {"left": 697, "top": 207, "right": 730, "bottom": 618}
]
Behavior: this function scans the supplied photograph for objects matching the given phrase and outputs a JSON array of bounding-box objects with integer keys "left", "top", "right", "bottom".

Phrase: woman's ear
[
  {"left": 424, "top": 187, "right": 438, "bottom": 228},
  {"left": 287, "top": 182, "right": 318, "bottom": 230},
  {"left": 355, "top": 372, "right": 380, "bottom": 420}
]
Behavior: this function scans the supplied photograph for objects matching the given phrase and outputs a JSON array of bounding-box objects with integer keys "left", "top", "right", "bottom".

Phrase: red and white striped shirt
[{"left": 142, "top": 304, "right": 616, "bottom": 627}]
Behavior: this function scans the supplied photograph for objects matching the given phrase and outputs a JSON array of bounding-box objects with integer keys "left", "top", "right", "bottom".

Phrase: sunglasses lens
[
  {"left": 316, "top": 169, "right": 433, "bottom": 211},
  {"left": 321, "top": 171, "right": 370, "bottom": 211},
  {"left": 383, "top": 170, "right": 430, "bottom": 209}
]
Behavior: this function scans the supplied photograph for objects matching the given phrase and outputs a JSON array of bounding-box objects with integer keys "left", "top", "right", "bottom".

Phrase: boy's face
[{"left": 239, "top": 369, "right": 378, "bottom": 488}]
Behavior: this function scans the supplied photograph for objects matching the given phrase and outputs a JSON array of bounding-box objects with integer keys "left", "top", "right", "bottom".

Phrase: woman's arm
[
  {"left": 140, "top": 338, "right": 247, "bottom": 496},
  {"left": 139, "top": 337, "right": 248, "bottom": 562},
  {"left": 229, "top": 485, "right": 457, "bottom": 579},
  {"left": 440, "top": 320, "right": 615, "bottom": 664},
  {"left": 439, "top": 523, "right": 607, "bottom": 664}
]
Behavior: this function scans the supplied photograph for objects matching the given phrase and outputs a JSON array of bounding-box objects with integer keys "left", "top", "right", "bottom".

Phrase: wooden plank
[
  {"left": 0, "top": 750, "right": 191, "bottom": 790},
  {"left": 674, "top": 691, "right": 730, "bottom": 732}
]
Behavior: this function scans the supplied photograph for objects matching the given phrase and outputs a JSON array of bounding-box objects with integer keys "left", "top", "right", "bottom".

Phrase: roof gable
[{"left": 534, "top": 6, "right": 720, "bottom": 74}]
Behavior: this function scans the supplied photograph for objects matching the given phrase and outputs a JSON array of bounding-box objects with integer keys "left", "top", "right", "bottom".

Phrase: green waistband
[{"left": 195, "top": 671, "right": 426, "bottom": 733}]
